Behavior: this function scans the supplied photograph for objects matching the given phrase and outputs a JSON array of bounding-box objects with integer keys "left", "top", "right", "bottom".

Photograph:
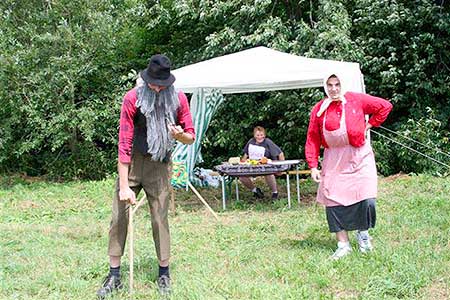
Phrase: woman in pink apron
[{"left": 305, "top": 73, "right": 392, "bottom": 259}]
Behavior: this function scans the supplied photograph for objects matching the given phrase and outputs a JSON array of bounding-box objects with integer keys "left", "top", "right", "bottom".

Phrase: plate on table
[{"left": 267, "top": 159, "right": 301, "bottom": 166}]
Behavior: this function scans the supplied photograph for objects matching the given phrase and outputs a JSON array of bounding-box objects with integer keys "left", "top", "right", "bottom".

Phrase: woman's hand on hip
[{"left": 311, "top": 168, "right": 321, "bottom": 183}]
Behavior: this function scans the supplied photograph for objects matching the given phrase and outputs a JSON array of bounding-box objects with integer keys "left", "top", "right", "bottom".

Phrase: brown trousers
[{"left": 108, "top": 152, "right": 170, "bottom": 261}]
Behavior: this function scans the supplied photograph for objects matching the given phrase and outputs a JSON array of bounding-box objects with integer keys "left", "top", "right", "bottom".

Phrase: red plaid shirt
[{"left": 118, "top": 88, "right": 195, "bottom": 163}]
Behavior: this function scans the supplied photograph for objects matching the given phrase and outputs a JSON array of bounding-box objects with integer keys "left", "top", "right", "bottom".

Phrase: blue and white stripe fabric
[{"left": 172, "top": 88, "right": 225, "bottom": 186}]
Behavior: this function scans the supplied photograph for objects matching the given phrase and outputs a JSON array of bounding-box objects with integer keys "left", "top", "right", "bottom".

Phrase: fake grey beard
[{"left": 136, "top": 84, "right": 180, "bottom": 161}]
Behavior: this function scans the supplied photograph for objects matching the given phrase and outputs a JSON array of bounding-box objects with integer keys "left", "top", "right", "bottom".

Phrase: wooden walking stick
[
  {"left": 128, "top": 202, "right": 134, "bottom": 297},
  {"left": 170, "top": 187, "right": 176, "bottom": 213},
  {"left": 128, "top": 195, "right": 147, "bottom": 298}
]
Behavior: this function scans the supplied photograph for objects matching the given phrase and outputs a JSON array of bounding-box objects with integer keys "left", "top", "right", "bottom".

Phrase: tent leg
[
  {"left": 235, "top": 178, "right": 239, "bottom": 202},
  {"left": 286, "top": 172, "right": 291, "bottom": 209},
  {"left": 221, "top": 176, "right": 226, "bottom": 210},
  {"left": 296, "top": 164, "right": 301, "bottom": 204}
]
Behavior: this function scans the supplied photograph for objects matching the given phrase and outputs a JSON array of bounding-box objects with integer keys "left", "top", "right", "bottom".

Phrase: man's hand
[
  {"left": 119, "top": 186, "right": 136, "bottom": 205},
  {"left": 168, "top": 123, "right": 184, "bottom": 140},
  {"left": 167, "top": 123, "right": 195, "bottom": 144},
  {"left": 311, "top": 167, "right": 321, "bottom": 183}
]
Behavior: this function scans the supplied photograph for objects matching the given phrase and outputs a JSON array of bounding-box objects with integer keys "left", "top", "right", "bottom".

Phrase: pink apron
[{"left": 317, "top": 103, "right": 377, "bottom": 207}]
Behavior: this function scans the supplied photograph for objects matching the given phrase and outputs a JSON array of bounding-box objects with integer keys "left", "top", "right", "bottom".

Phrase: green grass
[{"left": 1, "top": 174, "right": 449, "bottom": 299}]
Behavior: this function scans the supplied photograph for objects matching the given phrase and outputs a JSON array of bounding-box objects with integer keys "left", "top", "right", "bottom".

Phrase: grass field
[{"left": 0, "top": 174, "right": 449, "bottom": 299}]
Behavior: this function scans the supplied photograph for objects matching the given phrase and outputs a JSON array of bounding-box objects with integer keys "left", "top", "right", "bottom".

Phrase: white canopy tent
[
  {"left": 173, "top": 46, "right": 365, "bottom": 94},
  {"left": 170, "top": 46, "right": 366, "bottom": 185}
]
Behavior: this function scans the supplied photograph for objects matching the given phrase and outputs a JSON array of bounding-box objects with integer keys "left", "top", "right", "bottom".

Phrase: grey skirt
[{"left": 325, "top": 198, "right": 376, "bottom": 233}]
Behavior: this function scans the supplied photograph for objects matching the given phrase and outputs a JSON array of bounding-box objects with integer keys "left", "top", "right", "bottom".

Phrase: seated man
[{"left": 240, "top": 126, "right": 285, "bottom": 199}]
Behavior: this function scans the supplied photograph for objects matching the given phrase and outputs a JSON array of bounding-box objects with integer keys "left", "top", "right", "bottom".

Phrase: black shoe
[
  {"left": 253, "top": 188, "right": 264, "bottom": 199},
  {"left": 272, "top": 192, "right": 279, "bottom": 199},
  {"left": 157, "top": 274, "right": 171, "bottom": 295},
  {"left": 96, "top": 274, "right": 123, "bottom": 299}
]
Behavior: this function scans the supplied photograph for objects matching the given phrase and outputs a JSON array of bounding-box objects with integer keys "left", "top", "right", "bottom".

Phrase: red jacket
[{"left": 305, "top": 91, "right": 393, "bottom": 168}]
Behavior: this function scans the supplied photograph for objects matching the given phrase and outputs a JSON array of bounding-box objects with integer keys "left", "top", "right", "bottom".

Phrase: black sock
[
  {"left": 159, "top": 265, "right": 170, "bottom": 277},
  {"left": 109, "top": 266, "right": 120, "bottom": 277}
]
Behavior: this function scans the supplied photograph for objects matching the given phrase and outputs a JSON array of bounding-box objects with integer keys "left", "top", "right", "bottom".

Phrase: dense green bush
[
  {"left": 352, "top": 0, "right": 450, "bottom": 125},
  {"left": 373, "top": 108, "right": 450, "bottom": 176},
  {"left": 0, "top": 0, "right": 142, "bottom": 179}
]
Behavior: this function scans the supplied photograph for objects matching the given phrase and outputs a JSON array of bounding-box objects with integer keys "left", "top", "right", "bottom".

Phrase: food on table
[{"left": 228, "top": 157, "right": 241, "bottom": 165}]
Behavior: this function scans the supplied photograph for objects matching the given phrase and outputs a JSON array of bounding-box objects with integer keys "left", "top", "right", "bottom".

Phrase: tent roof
[{"left": 173, "top": 46, "right": 364, "bottom": 94}]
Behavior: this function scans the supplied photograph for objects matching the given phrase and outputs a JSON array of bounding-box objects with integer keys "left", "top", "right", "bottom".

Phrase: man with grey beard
[{"left": 97, "top": 54, "right": 195, "bottom": 298}]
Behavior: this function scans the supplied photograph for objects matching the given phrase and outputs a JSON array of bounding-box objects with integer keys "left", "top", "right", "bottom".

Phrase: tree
[{"left": 0, "top": 0, "right": 142, "bottom": 178}]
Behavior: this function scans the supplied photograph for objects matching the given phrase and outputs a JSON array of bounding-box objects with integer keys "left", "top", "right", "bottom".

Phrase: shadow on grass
[
  {"left": 281, "top": 234, "right": 335, "bottom": 251},
  {"left": 0, "top": 173, "right": 113, "bottom": 189},
  {"left": 172, "top": 186, "right": 317, "bottom": 214},
  {"left": 0, "top": 174, "right": 48, "bottom": 189}
]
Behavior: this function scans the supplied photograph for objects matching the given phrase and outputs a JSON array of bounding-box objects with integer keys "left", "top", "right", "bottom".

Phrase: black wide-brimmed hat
[{"left": 140, "top": 54, "right": 176, "bottom": 87}]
